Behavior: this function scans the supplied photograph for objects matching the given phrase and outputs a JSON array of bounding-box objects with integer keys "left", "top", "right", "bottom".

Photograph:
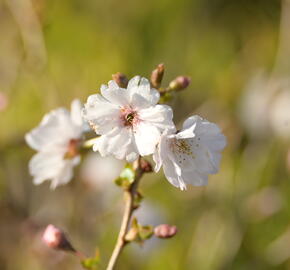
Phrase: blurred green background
[{"left": 2, "top": 0, "right": 290, "bottom": 269}]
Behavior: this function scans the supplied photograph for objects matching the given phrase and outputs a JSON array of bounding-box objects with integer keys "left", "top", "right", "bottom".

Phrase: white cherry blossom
[
  {"left": 153, "top": 115, "right": 226, "bottom": 190},
  {"left": 25, "top": 99, "right": 86, "bottom": 189},
  {"left": 83, "top": 76, "right": 174, "bottom": 162}
]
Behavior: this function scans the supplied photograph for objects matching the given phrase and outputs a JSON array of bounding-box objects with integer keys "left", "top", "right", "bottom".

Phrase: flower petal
[
  {"left": 139, "top": 105, "right": 174, "bottom": 130},
  {"left": 29, "top": 152, "right": 64, "bottom": 185},
  {"left": 128, "top": 76, "right": 160, "bottom": 109},
  {"left": 25, "top": 109, "right": 72, "bottom": 151},
  {"left": 70, "top": 99, "right": 83, "bottom": 127},
  {"left": 50, "top": 159, "right": 78, "bottom": 189},
  {"left": 101, "top": 81, "right": 130, "bottom": 106},
  {"left": 134, "top": 122, "right": 161, "bottom": 156}
]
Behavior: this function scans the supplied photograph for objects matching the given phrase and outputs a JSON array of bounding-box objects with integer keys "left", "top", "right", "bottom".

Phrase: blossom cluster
[{"left": 26, "top": 74, "right": 226, "bottom": 190}]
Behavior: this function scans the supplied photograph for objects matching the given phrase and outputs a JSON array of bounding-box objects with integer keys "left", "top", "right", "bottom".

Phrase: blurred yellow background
[{"left": 1, "top": 0, "right": 290, "bottom": 269}]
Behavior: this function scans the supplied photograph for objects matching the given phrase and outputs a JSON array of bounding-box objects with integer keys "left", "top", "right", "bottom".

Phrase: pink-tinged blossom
[
  {"left": 25, "top": 100, "right": 86, "bottom": 189},
  {"left": 153, "top": 116, "right": 226, "bottom": 190},
  {"left": 83, "top": 76, "right": 174, "bottom": 162}
]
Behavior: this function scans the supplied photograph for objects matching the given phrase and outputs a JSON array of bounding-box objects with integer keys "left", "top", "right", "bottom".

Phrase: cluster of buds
[
  {"left": 150, "top": 63, "right": 191, "bottom": 96},
  {"left": 112, "top": 64, "right": 191, "bottom": 99}
]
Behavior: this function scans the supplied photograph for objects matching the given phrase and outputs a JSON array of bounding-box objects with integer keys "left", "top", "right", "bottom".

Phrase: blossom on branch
[
  {"left": 83, "top": 76, "right": 174, "bottom": 162},
  {"left": 25, "top": 99, "right": 86, "bottom": 189},
  {"left": 153, "top": 116, "right": 226, "bottom": 190}
]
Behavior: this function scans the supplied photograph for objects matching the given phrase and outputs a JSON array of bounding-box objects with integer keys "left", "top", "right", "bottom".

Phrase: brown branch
[{"left": 106, "top": 161, "right": 143, "bottom": 270}]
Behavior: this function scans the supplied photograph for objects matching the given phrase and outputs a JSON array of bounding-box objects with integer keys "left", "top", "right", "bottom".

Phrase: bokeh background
[{"left": 2, "top": 0, "right": 290, "bottom": 269}]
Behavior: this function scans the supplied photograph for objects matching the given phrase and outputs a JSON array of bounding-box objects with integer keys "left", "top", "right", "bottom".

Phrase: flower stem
[
  {"left": 106, "top": 160, "right": 143, "bottom": 270},
  {"left": 82, "top": 137, "right": 99, "bottom": 149}
]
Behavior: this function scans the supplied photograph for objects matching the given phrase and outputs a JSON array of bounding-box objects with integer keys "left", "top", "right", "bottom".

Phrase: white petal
[
  {"left": 182, "top": 115, "right": 202, "bottom": 130},
  {"left": 127, "top": 76, "right": 141, "bottom": 90},
  {"left": 134, "top": 122, "right": 161, "bottom": 156},
  {"left": 87, "top": 93, "right": 108, "bottom": 105},
  {"left": 29, "top": 152, "right": 64, "bottom": 185},
  {"left": 50, "top": 159, "right": 76, "bottom": 189},
  {"left": 181, "top": 169, "right": 208, "bottom": 186},
  {"left": 93, "top": 128, "right": 137, "bottom": 161},
  {"left": 101, "top": 82, "right": 129, "bottom": 106},
  {"left": 108, "top": 80, "right": 120, "bottom": 90},
  {"left": 162, "top": 159, "right": 183, "bottom": 189},
  {"left": 139, "top": 105, "right": 174, "bottom": 130},
  {"left": 83, "top": 95, "right": 121, "bottom": 134},
  {"left": 25, "top": 109, "right": 71, "bottom": 151},
  {"left": 128, "top": 76, "right": 160, "bottom": 109},
  {"left": 153, "top": 146, "right": 162, "bottom": 172},
  {"left": 175, "top": 124, "right": 196, "bottom": 139},
  {"left": 70, "top": 99, "right": 83, "bottom": 127}
]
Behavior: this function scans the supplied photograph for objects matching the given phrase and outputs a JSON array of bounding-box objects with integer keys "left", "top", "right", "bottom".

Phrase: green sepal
[
  {"left": 114, "top": 164, "right": 135, "bottom": 188},
  {"left": 159, "top": 92, "right": 172, "bottom": 103},
  {"left": 125, "top": 217, "right": 153, "bottom": 244},
  {"left": 81, "top": 257, "right": 100, "bottom": 270},
  {"left": 138, "top": 225, "right": 154, "bottom": 240}
]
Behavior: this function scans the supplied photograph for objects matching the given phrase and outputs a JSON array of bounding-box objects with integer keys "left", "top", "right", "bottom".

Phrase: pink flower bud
[
  {"left": 154, "top": 224, "right": 178, "bottom": 239},
  {"left": 112, "top": 72, "right": 129, "bottom": 88},
  {"left": 169, "top": 76, "right": 191, "bottom": 91},
  {"left": 150, "top": 63, "right": 165, "bottom": 89},
  {"left": 42, "top": 224, "right": 75, "bottom": 252}
]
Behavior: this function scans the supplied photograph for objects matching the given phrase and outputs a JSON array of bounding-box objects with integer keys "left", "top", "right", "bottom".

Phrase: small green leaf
[
  {"left": 126, "top": 217, "right": 153, "bottom": 244},
  {"left": 139, "top": 225, "right": 153, "bottom": 240},
  {"left": 114, "top": 165, "right": 135, "bottom": 188},
  {"left": 81, "top": 257, "right": 100, "bottom": 270},
  {"left": 159, "top": 92, "right": 172, "bottom": 103}
]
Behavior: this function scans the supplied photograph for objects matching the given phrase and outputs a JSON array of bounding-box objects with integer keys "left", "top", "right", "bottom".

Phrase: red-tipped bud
[
  {"left": 140, "top": 158, "right": 153, "bottom": 173},
  {"left": 169, "top": 76, "right": 191, "bottom": 91},
  {"left": 154, "top": 224, "right": 178, "bottom": 239},
  {"left": 112, "top": 72, "right": 129, "bottom": 88},
  {"left": 150, "top": 63, "right": 165, "bottom": 89},
  {"left": 42, "top": 225, "right": 75, "bottom": 252}
]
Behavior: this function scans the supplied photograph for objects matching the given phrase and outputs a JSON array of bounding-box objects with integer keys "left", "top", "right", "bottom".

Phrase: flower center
[
  {"left": 170, "top": 138, "right": 196, "bottom": 163},
  {"left": 171, "top": 139, "right": 191, "bottom": 154},
  {"left": 126, "top": 112, "right": 135, "bottom": 124},
  {"left": 120, "top": 107, "right": 139, "bottom": 127},
  {"left": 64, "top": 139, "right": 81, "bottom": 159}
]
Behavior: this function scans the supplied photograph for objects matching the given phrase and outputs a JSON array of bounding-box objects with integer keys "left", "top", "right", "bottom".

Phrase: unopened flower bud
[
  {"left": 140, "top": 158, "right": 153, "bottom": 173},
  {"left": 150, "top": 63, "right": 164, "bottom": 89},
  {"left": 154, "top": 224, "right": 177, "bottom": 239},
  {"left": 169, "top": 76, "right": 191, "bottom": 91},
  {"left": 112, "top": 72, "right": 129, "bottom": 88},
  {"left": 42, "top": 224, "right": 75, "bottom": 252}
]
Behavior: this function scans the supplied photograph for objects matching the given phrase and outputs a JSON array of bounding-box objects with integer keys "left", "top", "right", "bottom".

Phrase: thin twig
[{"left": 106, "top": 161, "right": 143, "bottom": 270}]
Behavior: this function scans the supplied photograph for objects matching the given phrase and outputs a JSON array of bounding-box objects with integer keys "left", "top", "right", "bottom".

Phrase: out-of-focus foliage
[{"left": 2, "top": 0, "right": 290, "bottom": 269}]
